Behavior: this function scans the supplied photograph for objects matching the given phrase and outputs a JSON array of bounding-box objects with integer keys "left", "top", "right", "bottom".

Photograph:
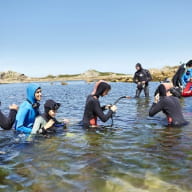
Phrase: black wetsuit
[
  {"left": 82, "top": 95, "right": 113, "bottom": 127},
  {"left": 172, "top": 64, "right": 186, "bottom": 87},
  {"left": 133, "top": 68, "right": 152, "bottom": 97},
  {"left": 149, "top": 96, "right": 187, "bottom": 126},
  {"left": 0, "top": 109, "right": 17, "bottom": 130}
]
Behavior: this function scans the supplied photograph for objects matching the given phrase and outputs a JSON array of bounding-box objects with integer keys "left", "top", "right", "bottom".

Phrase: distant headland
[{"left": 0, "top": 66, "right": 179, "bottom": 84}]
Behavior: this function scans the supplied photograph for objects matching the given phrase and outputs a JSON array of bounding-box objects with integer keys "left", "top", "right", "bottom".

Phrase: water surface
[{"left": 0, "top": 81, "right": 192, "bottom": 192}]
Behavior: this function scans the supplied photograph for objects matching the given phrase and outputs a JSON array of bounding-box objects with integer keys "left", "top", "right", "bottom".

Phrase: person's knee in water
[
  {"left": 82, "top": 81, "right": 117, "bottom": 128},
  {"left": 0, "top": 103, "right": 18, "bottom": 130}
]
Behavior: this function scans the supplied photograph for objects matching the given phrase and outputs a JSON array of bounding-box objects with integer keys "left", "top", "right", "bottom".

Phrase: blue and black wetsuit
[{"left": 15, "top": 83, "right": 41, "bottom": 134}]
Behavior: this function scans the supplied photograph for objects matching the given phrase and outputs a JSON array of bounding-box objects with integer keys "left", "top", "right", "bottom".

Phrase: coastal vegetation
[{"left": 0, "top": 66, "right": 179, "bottom": 84}]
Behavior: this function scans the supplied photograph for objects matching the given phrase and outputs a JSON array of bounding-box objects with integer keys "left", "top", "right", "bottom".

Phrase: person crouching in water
[
  {"left": 29, "top": 99, "right": 66, "bottom": 137},
  {"left": 133, "top": 63, "right": 152, "bottom": 98},
  {"left": 149, "top": 83, "right": 187, "bottom": 126},
  {"left": 82, "top": 81, "right": 117, "bottom": 128},
  {"left": 15, "top": 83, "right": 41, "bottom": 134}
]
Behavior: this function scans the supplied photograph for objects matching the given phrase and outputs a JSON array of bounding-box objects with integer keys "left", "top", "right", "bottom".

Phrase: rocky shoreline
[{"left": 0, "top": 66, "right": 178, "bottom": 84}]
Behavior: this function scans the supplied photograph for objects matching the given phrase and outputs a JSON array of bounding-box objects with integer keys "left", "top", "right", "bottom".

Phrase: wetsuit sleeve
[
  {"left": 133, "top": 72, "right": 138, "bottom": 83},
  {"left": 178, "top": 67, "right": 185, "bottom": 86},
  {"left": 93, "top": 100, "right": 113, "bottom": 122},
  {"left": 31, "top": 117, "right": 42, "bottom": 134},
  {"left": 15, "top": 108, "right": 32, "bottom": 134},
  {"left": 149, "top": 101, "right": 163, "bottom": 117},
  {"left": 146, "top": 70, "right": 152, "bottom": 82},
  {"left": 0, "top": 109, "right": 17, "bottom": 130}
]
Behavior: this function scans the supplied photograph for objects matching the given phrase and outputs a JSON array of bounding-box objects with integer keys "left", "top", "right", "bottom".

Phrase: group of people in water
[{"left": 0, "top": 60, "right": 191, "bottom": 137}]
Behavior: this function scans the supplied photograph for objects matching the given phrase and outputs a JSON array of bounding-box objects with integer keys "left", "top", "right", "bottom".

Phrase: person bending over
[
  {"left": 149, "top": 84, "right": 187, "bottom": 126},
  {"left": 0, "top": 103, "right": 18, "bottom": 130},
  {"left": 15, "top": 83, "right": 41, "bottom": 134},
  {"left": 82, "top": 81, "right": 117, "bottom": 128},
  {"left": 133, "top": 63, "right": 152, "bottom": 98}
]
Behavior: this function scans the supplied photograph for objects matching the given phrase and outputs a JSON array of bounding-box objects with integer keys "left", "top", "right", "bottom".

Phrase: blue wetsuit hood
[
  {"left": 26, "top": 83, "right": 41, "bottom": 104},
  {"left": 15, "top": 83, "right": 41, "bottom": 134}
]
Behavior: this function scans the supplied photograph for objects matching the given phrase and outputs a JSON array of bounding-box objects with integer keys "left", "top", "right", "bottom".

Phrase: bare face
[
  {"left": 136, "top": 66, "right": 140, "bottom": 71},
  {"left": 48, "top": 110, "right": 56, "bottom": 118},
  {"left": 102, "top": 89, "right": 110, "bottom": 96},
  {"left": 35, "top": 88, "right": 42, "bottom": 101}
]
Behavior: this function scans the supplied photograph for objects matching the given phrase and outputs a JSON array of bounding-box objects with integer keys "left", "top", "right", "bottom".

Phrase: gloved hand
[{"left": 110, "top": 105, "right": 117, "bottom": 112}]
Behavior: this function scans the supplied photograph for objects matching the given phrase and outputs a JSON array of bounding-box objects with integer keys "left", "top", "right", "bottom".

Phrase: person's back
[
  {"left": 149, "top": 84, "right": 187, "bottom": 126},
  {"left": 149, "top": 96, "right": 186, "bottom": 126}
]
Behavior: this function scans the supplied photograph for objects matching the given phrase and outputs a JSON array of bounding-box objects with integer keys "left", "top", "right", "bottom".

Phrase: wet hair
[
  {"left": 94, "top": 82, "right": 111, "bottom": 97},
  {"left": 186, "top": 60, "right": 192, "bottom": 67},
  {"left": 154, "top": 84, "right": 166, "bottom": 97}
]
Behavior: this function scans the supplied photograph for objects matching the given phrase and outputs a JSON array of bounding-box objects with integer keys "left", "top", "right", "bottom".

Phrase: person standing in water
[
  {"left": 0, "top": 103, "right": 18, "bottom": 130},
  {"left": 133, "top": 63, "right": 152, "bottom": 98},
  {"left": 82, "top": 81, "right": 117, "bottom": 128},
  {"left": 149, "top": 84, "right": 187, "bottom": 126},
  {"left": 15, "top": 83, "right": 42, "bottom": 134}
]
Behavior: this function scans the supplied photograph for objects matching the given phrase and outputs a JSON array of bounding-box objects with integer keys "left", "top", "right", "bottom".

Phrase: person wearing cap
[
  {"left": 15, "top": 83, "right": 42, "bottom": 134},
  {"left": 30, "top": 99, "right": 66, "bottom": 135},
  {"left": 82, "top": 81, "right": 117, "bottom": 128},
  {"left": 133, "top": 63, "right": 152, "bottom": 98},
  {"left": 149, "top": 84, "right": 187, "bottom": 126},
  {"left": 172, "top": 60, "right": 192, "bottom": 88}
]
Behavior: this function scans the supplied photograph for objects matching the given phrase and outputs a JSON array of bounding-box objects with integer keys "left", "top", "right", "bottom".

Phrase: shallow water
[{"left": 0, "top": 81, "right": 192, "bottom": 192}]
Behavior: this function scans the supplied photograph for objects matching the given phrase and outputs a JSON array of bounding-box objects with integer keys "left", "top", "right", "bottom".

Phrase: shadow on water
[{"left": 0, "top": 82, "right": 192, "bottom": 191}]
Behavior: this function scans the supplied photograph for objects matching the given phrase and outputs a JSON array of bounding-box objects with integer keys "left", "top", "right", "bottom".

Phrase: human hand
[
  {"left": 63, "top": 119, "right": 69, "bottom": 124},
  {"left": 9, "top": 104, "right": 18, "bottom": 111},
  {"left": 44, "top": 119, "right": 55, "bottom": 130},
  {"left": 105, "top": 105, "right": 112, "bottom": 110},
  {"left": 154, "top": 93, "right": 159, "bottom": 103},
  {"left": 110, "top": 105, "right": 117, "bottom": 112}
]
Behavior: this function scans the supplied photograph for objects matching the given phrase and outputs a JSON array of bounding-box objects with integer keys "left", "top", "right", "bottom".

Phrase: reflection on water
[{"left": 0, "top": 82, "right": 192, "bottom": 192}]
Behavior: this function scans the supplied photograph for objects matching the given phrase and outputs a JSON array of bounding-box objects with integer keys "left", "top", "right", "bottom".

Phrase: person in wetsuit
[
  {"left": 133, "top": 63, "right": 152, "bottom": 98},
  {"left": 15, "top": 83, "right": 42, "bottom": 134},
  {"left": 0, "top": 103, "right": 18, "bottom": 130},
  {"left": 149, "top": 84, "right": 187, "bottom": 126},
  {"left": 82, "top": 81, "right": 117, "bottom": 128},
  {"left": 29, "top": 99, "right": 67, "bottom": 138},
  {"left": 172, "top": 60, "right": 192, "bottom": 87}
]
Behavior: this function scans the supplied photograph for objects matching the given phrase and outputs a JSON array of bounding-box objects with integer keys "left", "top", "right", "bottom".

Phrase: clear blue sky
[{"left": 0, "top": 0, "right": 192, "bottom": 77}]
